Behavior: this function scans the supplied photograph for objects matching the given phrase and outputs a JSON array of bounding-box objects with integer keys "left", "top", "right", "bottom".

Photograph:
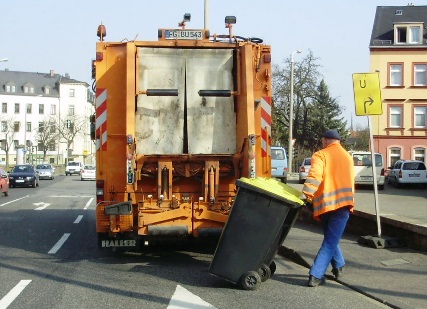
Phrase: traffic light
[{"left": 66, "top": 119, "right": 71, "bottom": 129}]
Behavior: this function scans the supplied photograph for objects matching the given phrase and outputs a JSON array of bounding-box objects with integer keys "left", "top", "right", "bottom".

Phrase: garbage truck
[{"left": 91, "top": 15, "right": 273, "bottom": 249}]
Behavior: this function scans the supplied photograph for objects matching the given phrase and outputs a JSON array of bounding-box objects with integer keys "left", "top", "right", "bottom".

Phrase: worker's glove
[{"left": 300, "top": 193, "right": 313, "bottom": 210}]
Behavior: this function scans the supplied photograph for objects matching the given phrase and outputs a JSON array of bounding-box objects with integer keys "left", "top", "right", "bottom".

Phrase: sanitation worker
[{"left": 301, "top": 129, "right": 355, "bottom": 287}]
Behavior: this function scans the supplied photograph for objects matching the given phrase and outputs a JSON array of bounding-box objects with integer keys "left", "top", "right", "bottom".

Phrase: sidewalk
[{"left": 279, "top": 220, "right": 427, "bottom": 309}]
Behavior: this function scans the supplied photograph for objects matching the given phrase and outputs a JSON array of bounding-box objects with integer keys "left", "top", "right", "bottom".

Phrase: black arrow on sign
[{"left": 364, "top": 97, "right": 374, "bottom": 113}]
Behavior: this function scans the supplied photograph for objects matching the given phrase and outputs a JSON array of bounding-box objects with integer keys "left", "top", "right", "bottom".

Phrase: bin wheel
[
  {"left": 258, "top": 263, "right": 272, "bottom": 282},
  {"left": 269, "top": 261, "right": 277, "bottom": 275},
  {"left": 239, "top": 271, "right": 261, "bottom": 290}
]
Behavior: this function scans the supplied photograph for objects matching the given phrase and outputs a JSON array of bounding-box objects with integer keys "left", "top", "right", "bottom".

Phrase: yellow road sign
[{"left": 352, "top": 73, "right": 383, "bottom": 116}]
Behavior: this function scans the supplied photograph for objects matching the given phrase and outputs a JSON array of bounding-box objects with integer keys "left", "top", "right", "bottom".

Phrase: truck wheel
[
  {"left": 239, "top": 271, "right": 261, "bottom": 290},
  {"left": 258, "top": 263, "right": 272, "bottom": 282}
]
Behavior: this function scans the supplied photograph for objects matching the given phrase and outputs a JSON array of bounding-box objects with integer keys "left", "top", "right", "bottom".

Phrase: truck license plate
[{"left": 165, "top": 30, "right": 203, "bottom": 40}]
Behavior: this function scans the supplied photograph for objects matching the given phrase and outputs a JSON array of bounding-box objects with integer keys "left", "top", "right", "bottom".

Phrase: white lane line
[
  {"left": 48, "top": 233, "right": 71, "bottom": 254},
  {"left": 74, "top": 215, "right": 83, "bottom": 224},
  {"left": 84, "top": 198, "right": 94, "bottom": 210},
  {"left": 0, "top": 280, "right": 32, "bottom": 309},
  {"left": 168, "top": 285, "right": 217, "bottom": 309},
  {"left": 34, "top": 202, "right": 50, "bottom": 210},
  {"left": 49, "top": 195, "right": 93, "bottom": 198},
  {"left": 0, "top": 196, "right": 29, "bottom": 207}
]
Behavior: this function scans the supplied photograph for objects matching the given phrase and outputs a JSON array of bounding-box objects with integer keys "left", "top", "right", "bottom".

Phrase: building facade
[
  {"left": 0, "top": 69, "right": 94, "bottom": 167},
  {"left": 370, "top": 4, "right": 427, "bottom": 168}
]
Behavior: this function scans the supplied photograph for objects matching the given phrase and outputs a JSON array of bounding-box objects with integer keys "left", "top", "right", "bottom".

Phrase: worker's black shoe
[
  {"left": 332, "top": 267, "right": 343, "bottom": 280},
  {"left": 307, "top": 275, "right": 325, "bottom": 287}
]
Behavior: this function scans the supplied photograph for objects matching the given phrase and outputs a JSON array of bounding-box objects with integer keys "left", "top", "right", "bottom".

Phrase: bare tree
[
  {"left": 0, "top": 118, "right": 18, "bottom": 168},
  {"left": 56, "top": 115, "right": 87, "bottom": 165},
  {"left": 35, "top": 119, "right": 59, "bottom": 163}
]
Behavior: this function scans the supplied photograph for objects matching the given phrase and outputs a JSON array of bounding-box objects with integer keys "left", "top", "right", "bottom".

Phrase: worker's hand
[{"left": 300, "top": 193, "right": 313, "bottom": 210}]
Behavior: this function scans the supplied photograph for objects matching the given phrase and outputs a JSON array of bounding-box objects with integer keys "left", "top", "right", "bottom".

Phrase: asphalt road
[{"left": 1, "top": 176, "right": 422, "bottom": 308}]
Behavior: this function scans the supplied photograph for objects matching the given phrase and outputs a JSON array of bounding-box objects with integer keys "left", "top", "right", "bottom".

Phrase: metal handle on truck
[
  {"left": 138, "top": 89, "right": 179, "bottom": 96},
  {"left": 198, "top": 90, "right": 235, "bottom": 97}
]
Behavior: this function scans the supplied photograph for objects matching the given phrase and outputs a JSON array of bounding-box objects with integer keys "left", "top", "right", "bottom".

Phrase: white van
[
  {"left": 271, "top": 146, "right": 288, "bottom": 183},
  {"left": 349, "top": 151, "right": 385, "bottom": 190}
]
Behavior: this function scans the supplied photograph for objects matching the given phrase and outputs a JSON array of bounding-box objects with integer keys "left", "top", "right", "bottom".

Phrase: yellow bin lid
[{"left": 237, "top": 177, "right": 304, "bottom": 207}]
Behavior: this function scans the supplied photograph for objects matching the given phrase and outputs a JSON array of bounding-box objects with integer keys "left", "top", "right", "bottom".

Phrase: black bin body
[{"left": 209, "top": 177, "right": 303, "bottom": 288}]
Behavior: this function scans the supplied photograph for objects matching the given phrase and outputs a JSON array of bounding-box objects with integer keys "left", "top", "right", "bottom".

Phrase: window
[
  {"left": 69, "top": 89, "right": 75, "bottom": 97},
  {"left": 26, "top": 103, "right": 32, "bottom": 114},
  {"left": 39, "top": 104, "right": 44, "bottom": 114},
  {"left": 389, "top": 147, "right": 401, "bottom": 167},
  {"left": 14, "top": 122, "right": 20, "bottom": 132},
  {"left": 68, "top": 105, "right": 75, "bottom": 116},
  {"left": 14, "top": 103, "right": 19, "bottom": 114},
  {"left": 389, "top": 64, "right": 403, "bottom": 86},
  {"left": 13, "top": 140, "right": 18, "bottom": 149},
  {"left": 409, "top": 26, "right": 421, "bottom": 44},
  {"left": 44, "top": 86, "right": 50, "bottom": 95},
  {"left": 50, "top": 104, "right": 56, "bottom": 115},
  {"left": 49, "top": 142, "right": 56, "bottom": 151},
  {"left": 2, "top": 103, "right": 6, "bottom": 113},
  {"left": 1, "top": 121, "right": 7, "bottom": 132},
  {"left": 414, "top": 106, "right": 427, "bottom": 128},
  {"left": 414, "top": 64, "right": 427, "bottom": 86},
  {"left": 390, "top": 106, "right": 402, "bottom": 127},
  {"left": 26, "top": 122, "right": 31, "bottom": 133},
  {"left": 395, "top": 24, "right": 422, "bottom": 44},
  {"left": 414, "top": 148, "right": 425, "bottom": 162},
  {"left": 5, "top": 85, "right": 16, "bottom": 93},
  {"left": 38, "top": 122, "right": 44, "bottom": 133}
]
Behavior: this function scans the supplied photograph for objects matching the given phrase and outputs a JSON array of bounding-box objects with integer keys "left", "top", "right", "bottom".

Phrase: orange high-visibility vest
[{"left": 302, "top": 142, "right": 355, "bottom": 220}]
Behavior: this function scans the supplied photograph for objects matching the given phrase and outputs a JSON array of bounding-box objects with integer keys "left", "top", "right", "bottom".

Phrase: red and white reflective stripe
[
  {"left": 260, "top": 96, "right": 271, "bottom": 157},
  {"left": 96, "top": 88, "right": 107, "bottom": 151}
]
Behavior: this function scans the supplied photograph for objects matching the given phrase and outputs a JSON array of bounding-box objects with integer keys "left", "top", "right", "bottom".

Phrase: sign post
[{"left": 352, "top": 73, "right": 403, "bottom": 248}]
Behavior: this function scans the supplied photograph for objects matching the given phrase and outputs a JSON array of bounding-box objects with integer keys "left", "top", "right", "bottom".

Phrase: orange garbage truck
[{"left": 91, "top": 16, "right": 273, "bottom": 249}]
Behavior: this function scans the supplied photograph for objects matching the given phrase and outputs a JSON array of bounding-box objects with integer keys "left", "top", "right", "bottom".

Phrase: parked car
[
  {"left": 298, "top": 157, "right": 311, "bottom": 184},
  {"left": 9, "top": 164, "right": 39, "bottom": 188},
  {"left": 65, "top": 161, "right": 83, "bottom": 176},
  {"left": 271, "top": 146, "right": 288, "bottom": 183},
  {"left": 35, "top": 164, "right": 55, "bottom": 180},
  {"left": 350, "top": 151, "right": 385, "bottom": 190},
  {"left": 81, "top": 164, "right": 96, "bottom": 181},
  {"left": 0, "top": 167, "right": 9, "bottom": 196},
  {"left": 388, "top": 160, "right": 427, "bottom": 188}
]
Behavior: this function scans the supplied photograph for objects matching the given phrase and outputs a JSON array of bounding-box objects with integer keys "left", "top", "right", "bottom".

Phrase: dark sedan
[{"left": 9, "top": 164, "right": 40, "bottom": 188}]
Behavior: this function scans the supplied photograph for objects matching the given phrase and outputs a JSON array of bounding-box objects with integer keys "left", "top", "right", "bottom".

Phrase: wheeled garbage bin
[{"left": 209, "top": 177, "right": 304, "bottom": 290}]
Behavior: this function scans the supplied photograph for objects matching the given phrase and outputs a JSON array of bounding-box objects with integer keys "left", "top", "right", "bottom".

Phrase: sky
[{"left": 1, "top": 0, "right": 426, "bottom": 128}]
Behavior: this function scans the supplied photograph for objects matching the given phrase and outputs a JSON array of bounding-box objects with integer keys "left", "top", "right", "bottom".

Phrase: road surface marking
[
  {"left": 48, "top": 233, "right": 71, "bottom": 254},
  {"left": 34, "top": 202, "right": 50, "bottom": 210},
  {"left": 84, "top": 198, "right": 94, "bottom": 210},
  {"left": 74, "top": 215, "right": 83, "bottom": 224},
  {"left": 0, "top": 280, "right": 32, "bottom": 309},
  {"left": 0, "top": 196, "right": 28, "bottom": 207},
  {"left": 168, "top": 285, "right": 217, "bottom": 309}
]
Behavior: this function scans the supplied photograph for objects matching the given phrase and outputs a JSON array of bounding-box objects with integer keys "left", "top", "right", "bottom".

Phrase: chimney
[{"left": 50, "top": 70, "right": 54, "bottom": 77}]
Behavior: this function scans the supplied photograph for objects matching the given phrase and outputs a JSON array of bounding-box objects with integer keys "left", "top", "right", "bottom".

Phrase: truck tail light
[{"left": 96, "top": 179, "right": 105, "bottom": 204}]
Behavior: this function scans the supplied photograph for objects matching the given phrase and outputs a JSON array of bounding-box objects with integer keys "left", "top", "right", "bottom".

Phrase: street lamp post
[{"left": 288, "top": 50, "right": 302, "bottom": 174}]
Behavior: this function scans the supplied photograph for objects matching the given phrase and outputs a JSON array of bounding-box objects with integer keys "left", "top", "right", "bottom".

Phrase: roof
[
  {"left": 370, "top": 5, "right": 427, "bottom": 47},
  {"left": 0, "top": 70, "right": 89, "bottom": 97}
]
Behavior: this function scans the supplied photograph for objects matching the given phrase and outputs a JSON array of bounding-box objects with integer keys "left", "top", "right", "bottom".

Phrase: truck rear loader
[{"left": 91, "top": 15, "right": 273, "bottom": 249}]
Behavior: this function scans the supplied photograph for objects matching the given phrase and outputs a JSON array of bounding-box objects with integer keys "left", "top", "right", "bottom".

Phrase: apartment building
[
  {"left": 0, "top": 69, "right": 94, "bottom": 167},
  {"left": 370, "top": 4, "right": 427, "bottom": 168}
]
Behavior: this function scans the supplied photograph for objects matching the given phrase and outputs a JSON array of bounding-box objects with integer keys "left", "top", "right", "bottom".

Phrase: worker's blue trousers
[{"left": 309, "top": 206, "right": 350, "bottom": 279}]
